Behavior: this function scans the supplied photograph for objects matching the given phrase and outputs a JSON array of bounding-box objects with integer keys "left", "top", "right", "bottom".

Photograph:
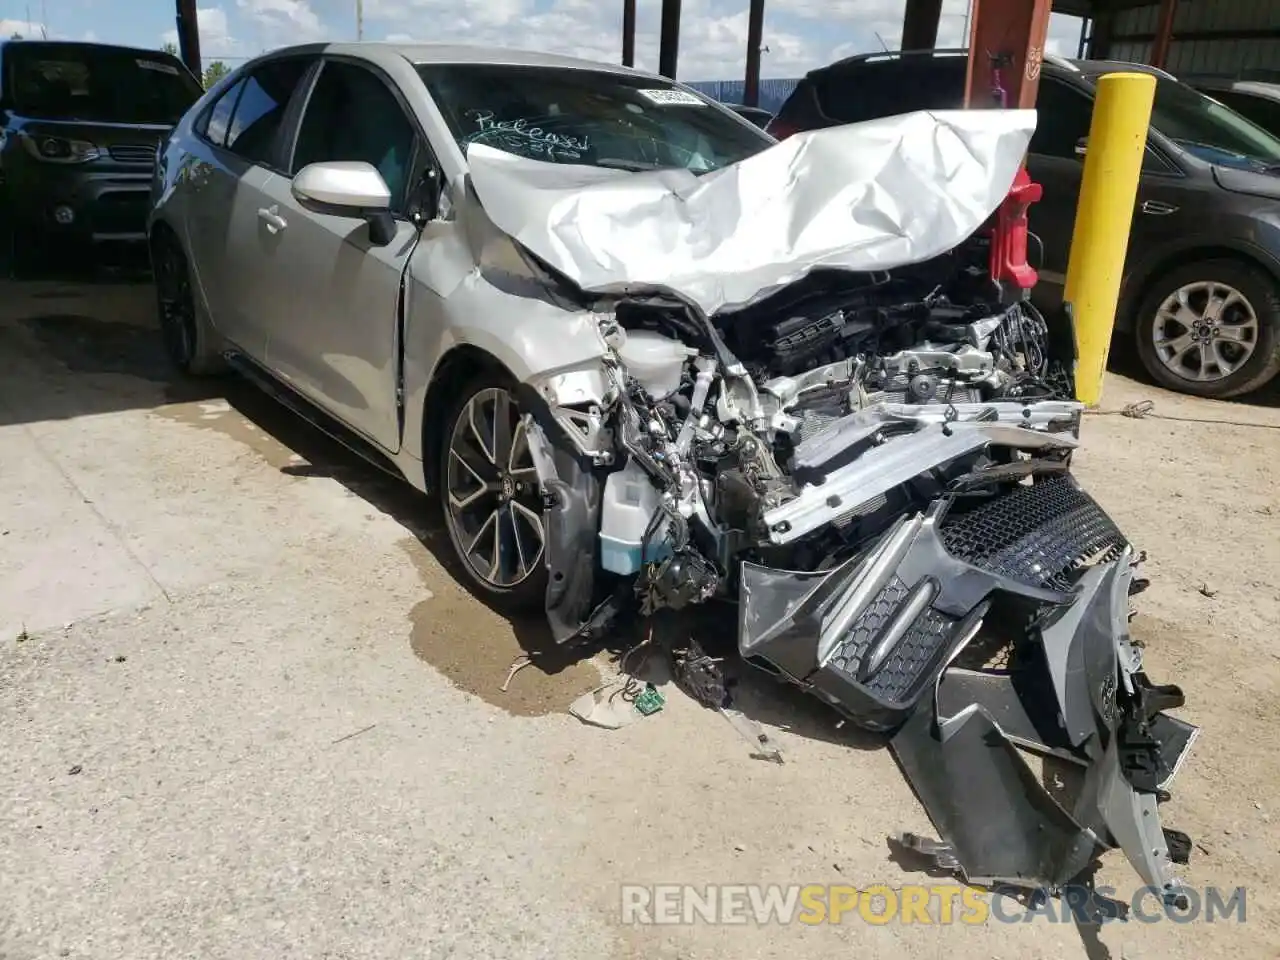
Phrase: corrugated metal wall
[{"left": 1109, "top": 0, "right": 1280, "bottom": 76}]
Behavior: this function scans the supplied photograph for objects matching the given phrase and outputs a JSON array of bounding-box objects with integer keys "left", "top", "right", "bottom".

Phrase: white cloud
[
  {"left": 237, "top": 0, "right": 325, "bottom": 43},
  {"left": 162, "top": 6, "right": 240, "bottom": 58},
  {"left": 139, "top": 0, "right": 1083, "bottom": 83},
  {"left": 1, "top": 18, "right": 49, "bottom": 39},
  {"left": 360, "top": 0, "right": 1081, "bottom": 84}
]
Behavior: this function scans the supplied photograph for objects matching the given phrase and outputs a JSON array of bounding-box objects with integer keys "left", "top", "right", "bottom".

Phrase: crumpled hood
[{"left": 465, "top": 108, "right": 1037, "bottom": 316}]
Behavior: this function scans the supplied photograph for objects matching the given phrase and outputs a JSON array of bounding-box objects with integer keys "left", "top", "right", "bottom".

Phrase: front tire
[
  {"left": 1134, "top": 259, "right": 1280, "bottom": 399},
  {"left": 152, "top": 234, "right": 226, "bottom": 376},
  {"left": 437, "top": 374, "right": 548, "bottom": 613}
]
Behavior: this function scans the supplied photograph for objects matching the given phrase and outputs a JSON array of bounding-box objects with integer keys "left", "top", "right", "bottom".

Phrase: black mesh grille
[
  {"left": 938, "top": 476, "right": 1127, "bottom": 591},
  {"left": 826, "top": 576, "right": 956, "bottom": 705}
]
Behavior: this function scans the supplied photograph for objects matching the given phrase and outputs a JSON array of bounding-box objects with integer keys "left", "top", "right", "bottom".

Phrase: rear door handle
[
  {"left": 1140, "top": 200, "right": 1178, "bottom": 216},
  {"left": 257, "top": 205, "right": 287, "bottom": 233}
]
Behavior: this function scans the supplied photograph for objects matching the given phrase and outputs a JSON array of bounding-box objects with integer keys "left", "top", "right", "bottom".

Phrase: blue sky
[{"left": 0, "top": 0, "right": 1084, "bottom": 82}]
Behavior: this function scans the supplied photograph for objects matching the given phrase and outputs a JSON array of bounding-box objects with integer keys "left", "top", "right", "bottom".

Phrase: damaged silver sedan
[{"left": 149, "top": 42, "right": 1197, "bottom": 908}]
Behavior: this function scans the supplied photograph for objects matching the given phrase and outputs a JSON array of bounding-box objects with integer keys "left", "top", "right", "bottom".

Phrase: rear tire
[
  {"left": 152, "top": 233, "right": 226, "bottom": 377},
  {"left": 1134, "top": 259, "right": 1280, "bottom": 399},
  {"left": 437, "top": 372, "right": 548, "bottom": 614}
]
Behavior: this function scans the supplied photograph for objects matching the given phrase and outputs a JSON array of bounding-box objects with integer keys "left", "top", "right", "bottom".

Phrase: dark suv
[
  {"left": 0, "top": 40, "right": 203, "bottom": 270},
  {"left": 770, "top": 49, "right": 1280, "bottom": 399}
]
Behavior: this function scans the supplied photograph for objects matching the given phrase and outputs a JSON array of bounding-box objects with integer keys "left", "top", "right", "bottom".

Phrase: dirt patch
[{"left": 401, "top": 539, "right": 604, "bottom": 718}]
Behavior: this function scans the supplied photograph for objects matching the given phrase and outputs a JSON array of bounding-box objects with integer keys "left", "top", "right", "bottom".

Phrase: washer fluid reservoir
[{"left": 614, "top": 329, "right": 697, "bottom": 400}]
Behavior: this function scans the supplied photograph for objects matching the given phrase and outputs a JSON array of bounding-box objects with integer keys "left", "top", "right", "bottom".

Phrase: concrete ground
[{"left": 1, "top": 276, "right": 1278, "bottom": 960}]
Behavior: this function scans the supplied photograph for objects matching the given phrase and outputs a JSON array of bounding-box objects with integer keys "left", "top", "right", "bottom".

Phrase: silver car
[{"left": 151, "top": 42, "right": 1200, "bottom": 904}]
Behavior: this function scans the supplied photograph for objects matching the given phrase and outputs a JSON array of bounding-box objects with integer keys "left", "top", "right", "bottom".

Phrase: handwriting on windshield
[{"left": 465, "top": 110, "right": 590, "bottom": 161}]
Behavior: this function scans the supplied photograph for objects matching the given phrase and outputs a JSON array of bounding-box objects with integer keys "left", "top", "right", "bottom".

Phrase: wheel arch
[
  {"left": 1120, "top": 242, "right": 1280, "bottom": 333},
  {"left": 420, "top": 344, "right": 513, "bottom": 493}
]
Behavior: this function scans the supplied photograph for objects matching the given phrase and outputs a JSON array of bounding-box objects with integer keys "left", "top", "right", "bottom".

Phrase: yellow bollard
[{"left": 1062, "top": 72, "right": 1156, "bottom": 408}]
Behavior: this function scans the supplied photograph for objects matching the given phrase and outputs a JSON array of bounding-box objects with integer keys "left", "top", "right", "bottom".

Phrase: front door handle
[
  {"left": 1140, "top": 199, "right": 1178, "bottom": 216},
  {"left": 257, "top": 205, "right": 288, "bottom": 233}
]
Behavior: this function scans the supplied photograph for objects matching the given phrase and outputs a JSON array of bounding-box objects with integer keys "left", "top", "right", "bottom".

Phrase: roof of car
[
  {"left": 262, "top": 41, "right": 664, "bottom": 80},
  {"left": 804, "top": 48, "right": 1177, "bottom": 85},
  {"left": 1068, "top": 58, "right": 1174, "bottom": 81},
  {"left": 0, "top": 38, "right": 186, "bottom": 59}
]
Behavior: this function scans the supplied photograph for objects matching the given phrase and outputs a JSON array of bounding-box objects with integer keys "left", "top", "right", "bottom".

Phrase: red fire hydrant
[{"left": 988, "top": 166, "right": 1042, "bottom": 294}]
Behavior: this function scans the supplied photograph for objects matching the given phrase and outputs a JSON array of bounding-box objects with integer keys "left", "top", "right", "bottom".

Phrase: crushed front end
[{"left": 464, "top": 109, "right": 1198, "bottom": 905}]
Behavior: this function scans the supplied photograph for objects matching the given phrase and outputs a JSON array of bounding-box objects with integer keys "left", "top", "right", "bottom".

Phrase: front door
[{"left": 255, "top": 58, "right": 424, "bottom": 453}]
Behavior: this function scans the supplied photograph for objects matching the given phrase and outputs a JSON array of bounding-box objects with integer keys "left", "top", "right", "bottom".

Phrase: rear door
[
  {"left": 189, "top": 56, "right": 315, "bottom": 359},
  {"left": 213, "top": 56, "right": 317, "bottom": 360}
]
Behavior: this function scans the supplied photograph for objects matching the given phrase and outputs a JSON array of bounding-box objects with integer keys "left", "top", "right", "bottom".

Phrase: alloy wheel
[
  {"left": 1151, "top": 281, "right": 1259, "bottom": 384},
  {"left": 156, "top": 244, "right": 196, "bottom": 369},
  {"left": 444, "top": 387, "right": 545, "bottom": 588}
]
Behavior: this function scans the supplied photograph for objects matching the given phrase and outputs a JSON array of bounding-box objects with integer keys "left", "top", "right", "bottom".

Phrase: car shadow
[{"left": 198, "top": 378, "right": 882, "bottom": 749}]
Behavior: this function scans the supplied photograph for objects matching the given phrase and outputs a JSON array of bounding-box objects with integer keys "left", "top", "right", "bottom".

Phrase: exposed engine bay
[
  {"left": 520, "top": 247, "right": 1196, "bottom": 909},
  {"left": 472, "top": 109, "right": 1196, "bottom": 914}
]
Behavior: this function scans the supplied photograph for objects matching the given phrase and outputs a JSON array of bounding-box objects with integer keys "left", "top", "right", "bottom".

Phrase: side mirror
[
  {"left": 292, "top": 160, "right": 395, "bottom": 246},
  {"left": 293, "top": 160, "right": 391, "bottom": 210},
  {"left": 1074, "top": 136, "right": 1088, "bottom": 157}
]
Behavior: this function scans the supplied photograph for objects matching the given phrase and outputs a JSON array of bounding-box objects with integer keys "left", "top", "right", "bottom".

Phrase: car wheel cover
[
  {"left": 1151, "top": 280, "right": 1259, "bottom": 383},
  {"left": 157, "top": 246, "right": 196, "bottom": 368},
  {"left": 445, "top": 386, "right": 545, "bottom": 589}
]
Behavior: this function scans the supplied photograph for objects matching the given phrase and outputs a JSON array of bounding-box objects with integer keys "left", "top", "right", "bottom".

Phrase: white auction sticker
[
  {"left": 636, "top": 88, "right": 707, "bottom": 106},
  {"left": 137, "top": 59, "right": 181, "bottom": 75}
]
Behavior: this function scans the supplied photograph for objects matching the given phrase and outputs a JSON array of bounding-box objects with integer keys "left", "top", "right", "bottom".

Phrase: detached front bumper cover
[{"left": 739, "top": 475, "right": 1198, "bottom": 900}]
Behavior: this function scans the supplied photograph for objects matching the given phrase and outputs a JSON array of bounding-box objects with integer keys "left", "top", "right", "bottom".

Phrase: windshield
[
  {"left": 3, "top": 44, "right": 202, "bottom": 123},
  {"left": 416, "top": 64, "right": 772, "bottom": 174},
  {"left": 1152, "top": 76, "right": 1280, "bottom": 167}
]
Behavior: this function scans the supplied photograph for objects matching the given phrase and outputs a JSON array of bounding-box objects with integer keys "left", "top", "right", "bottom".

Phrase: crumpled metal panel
[{"left": 465, "top": 109, "right": 1038, "bottom": 315}]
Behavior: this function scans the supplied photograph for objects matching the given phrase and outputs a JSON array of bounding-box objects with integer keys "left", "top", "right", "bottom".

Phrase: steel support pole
[
  {"left": 622, "top": 0, "right": 636, "bottom": 67},
  {"left": 1150, "top": 0, "right": 1177, "bottom": 68},
  {"left": 963, "top": 0, "right": 1053, "bottom": 109},
  {"left": 658, "top": 0, "right": 682, "bottom": 80},
  {"left": 901, "top": 0, "right": 943, "bottom": 51},
  {"left": 744, "top": 0, "right": 765, "bottom": 106},
  {"left": 175, "top": 0, "right": 202, "bottom": 79}
]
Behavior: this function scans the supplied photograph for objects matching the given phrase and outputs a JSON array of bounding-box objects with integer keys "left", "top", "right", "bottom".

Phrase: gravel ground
[{"left": 1, "top": 278, "right": 1278, "bottom": 960}]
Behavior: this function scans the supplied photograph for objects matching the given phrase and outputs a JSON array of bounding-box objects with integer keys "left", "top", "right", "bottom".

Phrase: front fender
[{"left": 399, "top": 228, "right": 612, "bottom": 462}]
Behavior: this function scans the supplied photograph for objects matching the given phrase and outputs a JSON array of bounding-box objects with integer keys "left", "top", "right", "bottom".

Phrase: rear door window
[
  {"left": 223, "top": 58, "right": 312, "bottom": 166},
  {"left": 816, "top": 58, "right": 966, "bottom": 124}
]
